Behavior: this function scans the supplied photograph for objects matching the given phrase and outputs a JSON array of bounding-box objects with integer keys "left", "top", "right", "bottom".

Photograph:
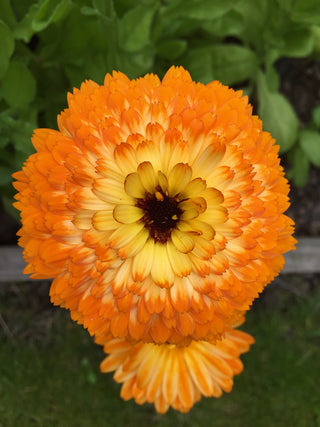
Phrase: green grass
[{"left": 0, "top": 277, "right": 320, "bottom": 427}]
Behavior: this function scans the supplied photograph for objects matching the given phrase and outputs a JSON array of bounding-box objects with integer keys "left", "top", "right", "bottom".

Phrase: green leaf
[
  {"left": 312, "top": 106, "right": 320, "bottom": 129},
  {"left": 0, "top": 165, "right": 12, "bottom": 186},
  {"left": 92, "top": 0, "right": 116, "bottom": 18},
  {"left": 163, "top": 0, "right": 240, "bottom": 21},
  {"left": 313, "top": 25, "right": 320, "bottom": 57},
  {"left": 201, "top": 10, "right": 245, "bottom": 37},
  {"left": 32, "top": 0, "right": 73, "bottom": 32},
  {"left": 13, "top": 4, "right": 38, "bottom": 42},
  {"left": 287, "top": 145, "right": 310, "bottom": 187},
  {"left": 156, "top": 39, "right": 187, "bottom": 60},
  {"left": 183, "top": 44, "right": 258, "bottom": 85},
  {"left": 0, "top": 108, "right": 37, "bottom": 154},
  {"left": 299, "top": 129, "right": 320, "bottom": 167},
  {"left": 234, "top": 0, "right": 268, "bottom": 50},
  {"left": 0, "top": 0, "right": 17, "bottom": 27},
  {"left": 280, "top": 27, "right": 314, "bottom": 57},
  {"left": 291, "top": 0, "right": 320, "bottom": 24},
  {"left": 118, "top": 3, "right": 158, "bottom": 52},
  {"left": 117, "top": 47, "right": 154, "bottom": 78},
  {"left": 265, "top": 65, "right": 280, "bottom": 92},
  {"left": 2, "top": 61, "right": 36, "bottom": 108},
  {"left": 0, "top": 20, "right": 14, "bottom": 78},
  {"left": 257, "top": 71, "right": 299, "bottom": 153}
]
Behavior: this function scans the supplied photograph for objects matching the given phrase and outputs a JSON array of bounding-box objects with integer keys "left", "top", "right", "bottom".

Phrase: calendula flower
[
  {"left": 98, "top": 322, "right": 254, "bottom": 413},
  {"left": 13, "top": 66, "right": 295, "bottom": 345}
]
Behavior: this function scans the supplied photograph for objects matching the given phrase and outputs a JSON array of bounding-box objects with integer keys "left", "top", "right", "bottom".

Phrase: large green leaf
[
  {"left": 118, "top": 3, "right": 158, "bottom": 52},
  {"left": 2, "top": 61, "right": 36, "bottom": 108},
  {"left": 299, "top": 129, "right": 320, "bottom": 167},
  {"left": 183, "top": 44, "right": 258, "bottom": 85},
  {"left": 257, "top": 72, "right": 299, "bottom": 153},
  {"left": 0, "top": 20, "right": 14, "bottom": 78}
]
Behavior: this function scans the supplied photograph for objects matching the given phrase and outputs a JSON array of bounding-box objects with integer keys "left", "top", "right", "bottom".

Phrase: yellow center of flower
[{"left": 136, "top": 187, "right": 182, "bottom": 244}]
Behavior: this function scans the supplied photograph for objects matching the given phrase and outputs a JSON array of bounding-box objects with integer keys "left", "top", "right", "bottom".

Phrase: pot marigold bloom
[
  {"left": 13, "top": 66, "right": 296, "bottom": 345},
  {"left": 98, "top": 323, "right": 254, "bottom": 413}
]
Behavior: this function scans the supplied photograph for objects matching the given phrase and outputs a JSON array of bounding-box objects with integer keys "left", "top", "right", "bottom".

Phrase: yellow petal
[
  {"left": 92, "top": 209, "right": 118, "bottom": 231},
  {"left": 132, "top": 238, "right": 154, "bottom": 281},
  {"left": 93, "top": 177, "right": 131, "bottom": 205},
  {"left": 151, "top": 242, "right": 175, "bottom": 287},
  {"left": 171, "top": 229, "right": 195, "bottom": 253},
  {"left": 114, "top": 142, "right": 138, "bottom": 175},
  {"left": 187, "top": 219, "right": 215, "bottom": 240},
  {"left": 201, "top": 206, "right": 228, "bottom": 225},
  {"left": 204, "top": 187, "right": 224, "bottom": 205},
  {"left": 184, "top": 349, "right": 216, "bottom": 396},
  {"left": 158, "top": 170, "right": 168, "bottom": 193},
  {"left": 137, "top": 161, "right": 157, "bottom": 193},
  {"left": 118, "top": 227, "right": 149, "bottom": 258},
  {"left": 107, "top": 222, "right": 145, "bottom": 248},
  {"left": 192, "top": 236, "right": 216, "bottom": 259},
  {"left": 167, "top": 241, "right": 192, "bottom": 277},
  {"left": 170, "top": 276, "right": 193, "bottom": 312},
  {"left": 168, "top": 163, "right": 192, "bottom": 196},
  {"left": 124, "top": 172, "right": 145, "bottom": 199},
  {"left": 179, "top": 177, "right": 207, "bottom": 199},
  {"left": 179, "top": 202, "right": 200, "bottom": 220},
  {"left": 192, "top": 140, "right": 226, "bottom": 179},
  {"left": 113, "top": 204, "right": 144, "bottom": 224},
  {"left": 136, "top": 140, "right": 162, "bottom": 173}
]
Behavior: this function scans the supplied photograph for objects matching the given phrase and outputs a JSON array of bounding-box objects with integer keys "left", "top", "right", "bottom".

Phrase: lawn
[{"left": 0, "top": 276, "right": 319, "bottom": 427}]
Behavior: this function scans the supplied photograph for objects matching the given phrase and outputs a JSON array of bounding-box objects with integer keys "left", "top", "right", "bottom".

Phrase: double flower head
[{"left": 13, "top": 66, "right": 295, "bottom": 413}]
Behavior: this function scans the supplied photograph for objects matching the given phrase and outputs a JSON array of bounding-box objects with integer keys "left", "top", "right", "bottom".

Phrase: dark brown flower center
[{"left": 136, "top": 187, "right": 182, "bottom": 243}]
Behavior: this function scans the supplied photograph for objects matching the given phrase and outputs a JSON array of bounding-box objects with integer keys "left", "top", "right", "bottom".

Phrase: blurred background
[{"left": 0, "top": 1, "right": 320, "bottom": 425}]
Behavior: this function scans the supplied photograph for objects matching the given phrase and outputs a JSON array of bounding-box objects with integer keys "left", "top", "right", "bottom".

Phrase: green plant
[{"left": 1, "top": 0, "right": 320, "bottom": 216}]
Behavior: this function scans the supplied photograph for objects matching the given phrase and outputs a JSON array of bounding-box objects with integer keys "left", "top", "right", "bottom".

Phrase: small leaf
[
  {"left": 13, "top": 4, "right": 38, "bottom": 42},
  {"left": 2, "top": 61, "right": 36, "bottom": 108},
  {"left": 118, "top": 3, "right": 158, "bottom": 52},
  {"left": 257, "top": 71, "right": 299, "bottom": 152},
  {"left": 280, "top": 27, "right": 314, "bottom": 58},
  {"left": 0, "top": 20, "right": 14, "bottom": 78},
  {"left": 299, "top": 129, "right": 320, "bottom": 167},
  {"left": 92, "top": 0, "right": 116, "bottom": 19},
  {"left": 163, "top": 0, "right": 241, "bottom": 21},
  {"left": 265, "top": 65, "right": 280, "bottom": 92},
  {"left": 32, "top": 0, "right": 73, "bottom": 32},
  {"left": 312, "top": 106, "right": 320, "bottom": 129},
  {"left": 287, "top": 145, "right": 310, "bottom": 188},
  {"left": 201, "top": 10, "right": 245, "bottom": 37},
  {"left": 183, "top": 44, "right": 258, "bottom": 85}
]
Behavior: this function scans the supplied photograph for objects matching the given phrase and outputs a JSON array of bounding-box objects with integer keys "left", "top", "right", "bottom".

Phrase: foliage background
[{"left": 1, "top": 0, "right": 320, "bottom": 218}]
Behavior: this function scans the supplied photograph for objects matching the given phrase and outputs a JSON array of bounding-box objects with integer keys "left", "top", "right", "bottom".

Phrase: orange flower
[
  {"left": 99, "top": 323, "right": 254, "bottom": 413},
  {"left": 13, "top": 66, "right": 296, "bottom": 345}
]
